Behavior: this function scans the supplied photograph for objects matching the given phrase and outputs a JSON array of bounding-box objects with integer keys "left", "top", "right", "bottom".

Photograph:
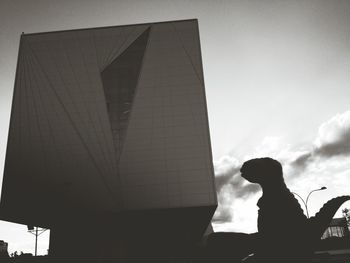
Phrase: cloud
[
  {"left": 212, "top": 156, "right": 260, "bottom": 223},
  {"left": 212, "top": 111, "right": 350, "bottom": 229},
  {"left": 288, "top": 111, "right": 350, "bottom": 172},
  {"left": 290, "top": 151, "right": 312, "bottom": 168},
  {"left": 314, "top": 111, "right": 350, "bottom": 157},
  {"left": 213, "top": 185, "right": 235, "bottom": 223},
  {"left": 214, "top": 156, "right": 240, "bottom": 193},
  {"left": 282, "top": 111, "right": 350, "bottom": 174}
]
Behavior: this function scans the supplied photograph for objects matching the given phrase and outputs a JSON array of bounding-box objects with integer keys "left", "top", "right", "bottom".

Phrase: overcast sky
[{"left": 1, "top": 0, "right": 350, "bottom": 255}]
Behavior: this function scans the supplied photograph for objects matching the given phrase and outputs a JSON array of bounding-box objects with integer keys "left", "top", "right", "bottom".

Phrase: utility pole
[{"left": 27, "top": 226, "right": 47, "bottom": 256}]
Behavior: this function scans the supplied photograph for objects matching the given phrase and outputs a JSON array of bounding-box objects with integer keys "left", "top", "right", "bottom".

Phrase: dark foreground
[{"left": 1, "top": 250, "right": 350, "bottom": 263}]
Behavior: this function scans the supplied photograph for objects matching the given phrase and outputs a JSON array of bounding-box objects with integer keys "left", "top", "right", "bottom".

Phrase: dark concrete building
[
  {"left": 0, "top": 240, "right": 8, "bottom": 254},
  {"left": 0, "top": 19, "right": 216, "bottom": 262}
]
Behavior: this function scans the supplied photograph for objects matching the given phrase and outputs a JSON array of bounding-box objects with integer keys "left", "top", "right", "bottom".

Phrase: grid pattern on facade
[
  {"left": 101, "top": 27, "right": 150, "bottom": 160},
  {"left": 119, "top": 22, "right": 215, "bottom": 209},
  {"left": 0, "top": 20, "right": 216, "bottom": 225}
]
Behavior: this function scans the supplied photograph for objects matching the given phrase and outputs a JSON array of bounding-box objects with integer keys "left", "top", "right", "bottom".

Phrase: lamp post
[{"left": 292, "top": 187, "right": 327, "bottom": 218}]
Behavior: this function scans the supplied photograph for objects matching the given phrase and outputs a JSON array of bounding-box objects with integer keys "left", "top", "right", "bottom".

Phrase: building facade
[{"left": 0, "top": 19, "right": 217, "bottom": 262}]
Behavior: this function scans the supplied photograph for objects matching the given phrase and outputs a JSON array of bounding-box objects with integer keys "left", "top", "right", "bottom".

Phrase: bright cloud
[
  {"left": 213, "top": 111, "right": 350, "bottom": 233},
  {"left": 212, "top": 155, "right": 260, "bottom": 226},
  {"left": 314, "top": 111, "right": 350, "bottom": 157}
]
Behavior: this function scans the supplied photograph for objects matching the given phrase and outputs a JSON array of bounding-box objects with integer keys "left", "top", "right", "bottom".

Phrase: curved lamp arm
[
  {"left": 292, "top": 192, "right": 309, "bottom": 218},
  {"left": 305, "top": 186, "right": 327, "bottom": 217}
]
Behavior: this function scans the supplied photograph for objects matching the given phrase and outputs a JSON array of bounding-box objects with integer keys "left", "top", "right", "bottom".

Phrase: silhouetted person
[{"left": 240, "top": 157, "right": 311, "bottom": 263}]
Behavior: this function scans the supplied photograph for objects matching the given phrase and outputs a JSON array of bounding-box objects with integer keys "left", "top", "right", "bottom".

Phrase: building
[
  {"left": 0, "top": 240, "right": 8, "bottom": 255},
  {"left": 322, "top": 218, "right": 350, "bottom": 239},
  {"left": 0, "top": 19, "right": 217, "bottom": 262}
]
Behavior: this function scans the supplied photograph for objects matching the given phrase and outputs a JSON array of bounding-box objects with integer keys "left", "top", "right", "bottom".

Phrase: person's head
[{"left": 240, "top": 157, "right": 284, "bottom": 186}]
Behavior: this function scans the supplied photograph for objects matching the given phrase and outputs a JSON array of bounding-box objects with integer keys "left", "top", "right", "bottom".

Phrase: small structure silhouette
[
  {"left": 207, "top": 157, "right": 350, "bottom": 263},
  {"left": 0, "top": 240, "right": 9, "bottom": 262},
  {"left": 322, "top": 217, "right": 350, "bottom": 239}
]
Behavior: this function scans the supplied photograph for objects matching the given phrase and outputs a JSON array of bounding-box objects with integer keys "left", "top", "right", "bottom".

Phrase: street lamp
[{"left": 292, "top": 187, "right": 327, "bottom": 218}]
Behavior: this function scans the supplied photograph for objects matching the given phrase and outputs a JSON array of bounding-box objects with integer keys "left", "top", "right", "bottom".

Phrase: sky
[{"left": 1, "top": 0, "right": 350, "bottom": 255}]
